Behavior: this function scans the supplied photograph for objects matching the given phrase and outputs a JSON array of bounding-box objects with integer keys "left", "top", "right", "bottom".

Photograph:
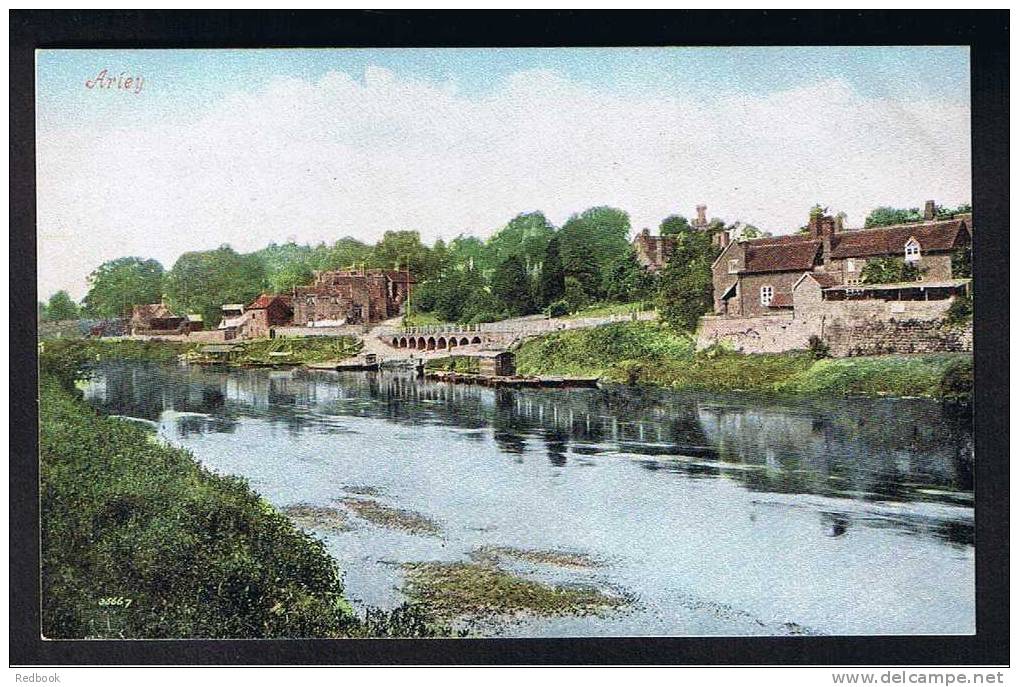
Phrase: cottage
[
  {"left": 711, "top": 202, "right": 972, "bottom": 318},
  {"left": 245, "top": 294, "right": 293, "bottom": 338},
  {"left": 292, "top": 268, "right": 415, "bottom": 326},
  {"left": 129, "top": 303, "right": 185, "bottom": 335}
]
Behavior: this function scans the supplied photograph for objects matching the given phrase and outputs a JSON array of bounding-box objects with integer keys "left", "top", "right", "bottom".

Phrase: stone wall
[
  {"left": 697, "top": 297, "right": 972, "bottom": 357},
  {"left": 824, "top": 318, "right": 972, "bottom": 357}
]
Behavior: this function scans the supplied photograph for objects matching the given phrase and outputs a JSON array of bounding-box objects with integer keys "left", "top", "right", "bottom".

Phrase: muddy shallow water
[{"left": 84, "top": 361, "right": 975, "bottom": 637}]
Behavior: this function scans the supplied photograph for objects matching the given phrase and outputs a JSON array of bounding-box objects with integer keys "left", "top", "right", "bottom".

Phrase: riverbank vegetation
[
  {"left": 402, "top": 560, "right": 626, "bottom": 624},
  {"left": 514, "top": 321, "right": 973, "bottom": 399},
  {"left": 39, "top": 345, "right": 450, "bottom": 638}
]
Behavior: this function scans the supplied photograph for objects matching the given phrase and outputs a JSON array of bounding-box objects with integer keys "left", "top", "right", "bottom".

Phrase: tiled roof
[
  {"left": 744, "top": 240, "right": 821, "bottom": 273},
  {"left": 806, "top": 272, "right": 841, "bottom": 288},
  {"left": 830, "top": 219, "right": 969, "bottom": 259},
  {"left": 131, "top": 303, "right": 173, "bottom": 320},
  {"left": 768, "top": 293, "right": 793, "bottom": 308}
]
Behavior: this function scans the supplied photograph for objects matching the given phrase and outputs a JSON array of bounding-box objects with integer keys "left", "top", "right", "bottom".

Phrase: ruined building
[{"left": 292, "top": 268, "right": 415, "bottom": 326}]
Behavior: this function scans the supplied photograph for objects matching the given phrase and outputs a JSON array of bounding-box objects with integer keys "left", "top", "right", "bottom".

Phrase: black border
[{"left": 10, "top": 10, "right": 1009, "bottom": 666}]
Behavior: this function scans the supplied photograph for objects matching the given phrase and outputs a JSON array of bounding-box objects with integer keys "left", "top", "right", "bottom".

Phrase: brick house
[
  {"left": 245, "top": 294, "right": 294, "bottom": 338},
  {"left": 292, "top": 268, "right": 415, "bottom": 326},
  {"left": 711, "top": 204, "right": 972, "bottom": 318},
  {"left": 633, "top": 204, "right": 728, "bottom": 272}
]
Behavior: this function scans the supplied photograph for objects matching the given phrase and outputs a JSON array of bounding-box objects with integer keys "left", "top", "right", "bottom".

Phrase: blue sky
[
  {"left": 37, "top": 47, "right": 970, "bottom": 129},
  {"left": 36, "top": 47, "right": 971, "bottom": 299}
]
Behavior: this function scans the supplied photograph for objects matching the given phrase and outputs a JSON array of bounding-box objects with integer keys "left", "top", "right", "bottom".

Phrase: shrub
[
  {"left": 547, "top": 300, "right": 569, "bottom": 318},
  {"left": 807, "top": 335, "right": 831, "bottom": 360},
  {"left": 939, "top": 358, "right": 974, "bottom": 403},
  {"left": 946, "top": 294, "right": 973, "bottom": 324}
]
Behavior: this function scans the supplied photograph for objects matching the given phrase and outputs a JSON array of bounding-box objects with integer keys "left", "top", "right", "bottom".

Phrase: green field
[{"left": 514, "top": 321, "right": 972, "bottom": 399}]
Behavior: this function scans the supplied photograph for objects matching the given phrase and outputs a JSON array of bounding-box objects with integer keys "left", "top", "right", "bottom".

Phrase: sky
[{"left": 36, "top": 47, "right": 971, "bottom": 300}]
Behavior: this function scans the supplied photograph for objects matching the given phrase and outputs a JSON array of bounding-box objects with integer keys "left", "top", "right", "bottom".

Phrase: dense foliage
[
  {"left": 860, "top": 257, "right": 925, "bottom": 284},
  {"left": 656, "top": 230, "right": 717, "bottom": 331},
  {"left": 82, "top": 257, "right": 165, "bottom": 319},
  {"left": 40, "top": 290, "right": 80, "bottom": 321}
]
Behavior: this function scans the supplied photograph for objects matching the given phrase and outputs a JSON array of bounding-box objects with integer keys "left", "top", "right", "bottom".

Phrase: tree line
[{"left": 39, "top": 201, "right": 970, "bottom": 331}]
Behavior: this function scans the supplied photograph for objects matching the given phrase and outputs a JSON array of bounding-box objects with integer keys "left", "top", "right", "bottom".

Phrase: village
[{"left": 93, "top": 197, "right": 973, "bottom": 382}]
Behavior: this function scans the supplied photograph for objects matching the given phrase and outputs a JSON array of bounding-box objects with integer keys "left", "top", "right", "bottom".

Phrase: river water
[{"left": 83, "top": 361, "right": 975, "bottom": 637}]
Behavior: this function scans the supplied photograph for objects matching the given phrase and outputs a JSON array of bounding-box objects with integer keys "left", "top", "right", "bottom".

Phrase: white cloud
[{"left": 37, "top": 68, "right": 971, "bottom": 300}]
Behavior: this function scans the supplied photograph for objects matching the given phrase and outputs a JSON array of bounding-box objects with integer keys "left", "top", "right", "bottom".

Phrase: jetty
[{"left": 424, "top": 370, "right": 599, "bottom": 389}]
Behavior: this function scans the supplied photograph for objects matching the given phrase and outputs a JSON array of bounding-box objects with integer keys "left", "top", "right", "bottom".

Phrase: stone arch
[
  {"left": 427, "top": 337, "right": 436, "bottom": 351},
  {"left": 449, "top": 338, "right": 458, "bottom": 348},
  {"left": 392, "top": 337, "right": 400, "bottom": 347},
  {"left": 417, "top": 337, "right": 427, "bottom": 350},
  {"left": 437, "top": 337, "right": 447, "bottom": 349},
  {"left": 471, "top": 336, "right": 482, "bottom": 345},
  {"left": 460, "top": 337, "right": 470, "bottom": 346}
]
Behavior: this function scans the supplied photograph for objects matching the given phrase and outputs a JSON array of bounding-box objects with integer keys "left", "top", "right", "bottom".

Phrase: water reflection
[{"left": 84, "top": 361, "right": 974, "bottom": 547}]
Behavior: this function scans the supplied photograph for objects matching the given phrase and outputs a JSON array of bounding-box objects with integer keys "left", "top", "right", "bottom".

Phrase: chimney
[
  {"left": 924, "top": 200, "right": 936, "bottom": 221},
  {"left": 820, "top": 215, "right": 836, "bottom": 265},
  {"left": 695, "top": 204, "right": 708, "bottom": 228},
  {"left": 716, "top": 230, "right": 730, "bottom": 249}
]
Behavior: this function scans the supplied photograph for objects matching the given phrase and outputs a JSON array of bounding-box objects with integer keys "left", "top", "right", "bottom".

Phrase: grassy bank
[
  {"left": 514, "top": 321, "right": 972, "bottom": 399},
  {"left": 39, "top": 345, "right": 448, "bottom": 638},
  {"left": 215, "top": 336, "right": 362, "bottom": 365},
  {"left": 41, "top": 336, "right": 363, "bottom": 369}
]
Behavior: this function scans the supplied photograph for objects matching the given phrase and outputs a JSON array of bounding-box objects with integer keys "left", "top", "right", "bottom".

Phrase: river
[{"left": 83, "top": 361, "right": 975, "bottom": 637}]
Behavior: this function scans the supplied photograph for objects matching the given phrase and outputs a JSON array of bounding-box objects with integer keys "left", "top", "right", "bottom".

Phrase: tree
[
  {"left": 537, "top": 236, "right": 565, "bottom": 307},
  {"left": 656, "top": 231, "right": 716, "bottom": 331},
  {"left": 558, "top": 206, "right": 631, "bottom": 302},
  {"left": 369, "top": 231, "right": 437, "bottom": 280},
  {"left": 42, "top": 291, "right": 80, "bottom": 321},
  {"left": 864, "top": 206, "right": 922, "bottom": 228},
  {"left": 562, "top": 277, "right": 590, "bottom": 313},
  {"left": 270, "top": 261, "right": 315, "bottom": 292},
  {"left": 659, "top": 215, "right": 690, "bottom": 236},
  {"left": 602, "top": 247, "right": 655, "bottom": 303},
  {"left": 82, "top": 257, "right": 165, "bottom": 319},
  {"left": 486, "top": 212, "right": 555, "bottom": 272},
  {"left": 164, "top": 246, "right": 267, "bottom": 327},
  {"left": 491, "top": 255, "right": 534, "bottom": 316}
]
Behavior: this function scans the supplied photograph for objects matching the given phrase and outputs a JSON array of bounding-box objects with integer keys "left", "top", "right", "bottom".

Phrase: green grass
[
  {"left": 402, "top": 311, "right": 448, "bottom": 327},
  {"left": 227, "top": 336, "right": 362, "bottom": 365},
  {"left": 514, "top": 321, "right": 972, "bottom": 399},
  {"left": 40, "top": 375, "right": 354, "bottom": 639},
  {"left": 561, "top": 301, "right": 652, "bottom": 320}
]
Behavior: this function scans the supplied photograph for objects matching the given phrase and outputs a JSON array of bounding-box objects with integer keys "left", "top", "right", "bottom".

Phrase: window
[
  {"left": 905, "top": 239, "right": 921, "bottom": 262},
  {"left": 728, "top": 259, "right": 739, "bottom": 274},
  {"left": 760, "top": 285, "right": 773, "bottom": 306},
  {"left": 846, "top": 258, "right": 857, "bottom": 272}
]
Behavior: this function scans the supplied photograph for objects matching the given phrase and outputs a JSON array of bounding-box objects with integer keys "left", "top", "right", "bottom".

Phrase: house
[
  {"left": 292, "top": 268, "right": 415, "bottom": 326},
  {"left": 185, "top": 314, "right": 204, "bottom": 333},
  {"left": 129, "top": 303, "right": 185, "bottom": 335},
  {"left": 633, "top": 204, "right": 730, "bottom": 272},
  {"left": 245, "top": 293, "right": 294, "bottom": 338},
  {"left": 711, "top": 202, "right": 972, "bottom": 318},
  {"left": 217, "top": 303, "right": 251, "bottom": 339}
]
